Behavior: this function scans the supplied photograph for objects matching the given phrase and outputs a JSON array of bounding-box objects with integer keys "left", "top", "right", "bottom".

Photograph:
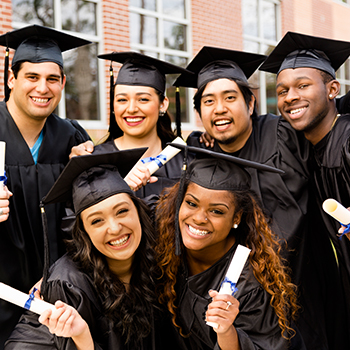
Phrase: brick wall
[
  {"left": 0, "top": 0, "right": 13, "bottom": 100},
  {"left": 191, "top": 0, "right": 243, "bottom": 55}
]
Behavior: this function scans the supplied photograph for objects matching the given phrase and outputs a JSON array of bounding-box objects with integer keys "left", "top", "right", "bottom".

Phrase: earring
[
  {"left": 329, "top": 94, "right": 333, "bottom": 98},
  {"left": 159, "top": 110, "right": 166, "bottom": 117},
  {"left": 233, "top": 223, "right": 238, "bottom": 229}
]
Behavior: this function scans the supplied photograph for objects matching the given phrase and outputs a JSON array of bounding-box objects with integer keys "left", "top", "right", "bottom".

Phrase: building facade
[{"left": 1, "top": 0, "right": 350, "bottom": 140}]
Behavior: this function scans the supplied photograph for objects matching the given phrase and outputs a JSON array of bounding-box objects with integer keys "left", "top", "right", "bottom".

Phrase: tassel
[
  {"left": 4, "top": 40, "right": 10, "bottom": 102},
  {"left": 175, "top": 86, "right": 181, "bottom": 138},
  {"left": 40, "top": 203, "right": 50, "bottom": 296},
  {"left": 174, "top": 146, "right": 188, "bottom": 255},
  {"left": 108, "top": 62, "right": 118, "bottom": 139}
]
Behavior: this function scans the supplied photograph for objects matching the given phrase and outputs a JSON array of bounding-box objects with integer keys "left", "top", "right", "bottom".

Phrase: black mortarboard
[
  {"left": 173, "top": 46, "right": 266, "bottom": 89},
  {"left": 170, "top": 144, "right": 284, "bottom": 255},
  {"left": 98, "top": 51, "right": 192, "bottom": 138},
  {"left": 0, "top": 24, "right": 91, "bottom": 101},
  {"left": 42, "top": 148, "right": 147, "bottom": 215},
  {"left": 259, "top": 31, "right": 350, "bottom": 78}
]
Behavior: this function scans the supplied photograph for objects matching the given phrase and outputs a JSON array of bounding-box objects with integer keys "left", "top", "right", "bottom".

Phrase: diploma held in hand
[
  {"left": 323, "top": 199, "right": 350, "bottom": 237},
  {"left": 141, "top": 137, "right": 186, "bottom": 174},
  {"left": 0, "top": 282, "right": 55, "bottom": 315},
  {"left": 206, "top": 244, "right": 251, "bottom": 329}
]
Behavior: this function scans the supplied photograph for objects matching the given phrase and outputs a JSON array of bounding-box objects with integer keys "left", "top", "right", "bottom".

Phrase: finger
[
  {"left": 39, "top": 309, "right": 53, "bottom": 325},
  {"left": 84, "top": 140, "right": 94, "bottom": 153}
]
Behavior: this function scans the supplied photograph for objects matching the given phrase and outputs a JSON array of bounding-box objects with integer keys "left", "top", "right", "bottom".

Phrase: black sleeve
[{"left": 5, "top": 280, "right": 107, "bottom": 350}]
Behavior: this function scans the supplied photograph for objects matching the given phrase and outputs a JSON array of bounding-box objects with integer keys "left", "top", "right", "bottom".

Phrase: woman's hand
[
  {"left": 124, "top": 163, "right": 158, "bottom": 192},
  {"left": 0, "top": 186, "right": 12, "bottom": 222},
  {"left": 69, "top": 141, "right": 94, "bottom": 159},
  {"left": 206, "top": 290, "right": 239, "bottom": 334},
  {"left": 39, "top": 301, "right": 94, "bottom": 350},
  {"left": 199, "top": 132, "right": 215, "bottom": 148},
  {"left": 206, "top": 290, "right": 241, "bottom": 350}
]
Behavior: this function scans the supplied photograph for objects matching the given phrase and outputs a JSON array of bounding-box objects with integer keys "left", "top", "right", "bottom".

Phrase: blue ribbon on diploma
[
  {"left": 0, "top": 170, "right": 7, "bottom": 185},
  {"left": 24, "top": 288, "right": 37, "bottom": 310},
  {"left": 221, "top": 277, "right": 238, "bottom": 295},
  {"left": 338, "top": 222, "right": 350, "bottom": 239},
  {"left": 141, "top": 154, "right": 167, "bottom": 168}
]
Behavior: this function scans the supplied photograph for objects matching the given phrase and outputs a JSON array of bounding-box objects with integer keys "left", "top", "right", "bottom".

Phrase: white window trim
[{"left": 129, "top": 0, "right": 195, "bottom": 132}]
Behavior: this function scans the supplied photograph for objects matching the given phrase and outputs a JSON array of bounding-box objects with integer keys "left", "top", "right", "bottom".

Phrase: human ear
[{"left": 328, "top": 80, "right": 340, "bottom": 99}]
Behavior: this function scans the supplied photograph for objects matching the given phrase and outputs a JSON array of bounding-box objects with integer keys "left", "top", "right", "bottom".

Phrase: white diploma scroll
[
  {"left": 322, "top": 198, "right": 350, "bottom": 225},
  {"left": 0, "top": 141, "right": 5, "bottom": 188},
  {"left": 206, "top": 244, "right": 251, "bottom": 329},
  {"left": 142, "top": 137, "right": 187, "bottom": 174},
  {"left": 0, "top": 282, "right": 56, "bottom": 315}
]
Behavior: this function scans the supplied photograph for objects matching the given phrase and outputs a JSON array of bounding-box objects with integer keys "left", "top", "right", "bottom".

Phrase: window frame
[{"left": 129, "top": 0, "right": 195, "bottom": 132}]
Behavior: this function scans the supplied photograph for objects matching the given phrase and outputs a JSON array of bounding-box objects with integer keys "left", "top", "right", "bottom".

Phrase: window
[
  {"left": 242, "top": 0, "right": 280, "bottom": 115},
  {"left": 336, "top": 59, "right": 350, "bottom": 99},
  {"left": 11, "top": 0, "right": 102, "bottom": 128},
  {"left": 129, "top": 0, "right": 192, "bottom": 127}
]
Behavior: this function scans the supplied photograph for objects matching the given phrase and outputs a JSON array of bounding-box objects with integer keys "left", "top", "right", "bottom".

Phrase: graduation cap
[
  {"left": 173, "top": 46, "right": 267, "bottom": 89},
  {"left": 98, "top": 51, "right": 192, "bottom": 138},
  {"left": 169, "top": 144, "right": 284, "bottom": 255},
  {"left": 0, "top": 24, "right": 92, "bottom": 101},
  {"left": 42, "top": 148, "right": 147, "bottom": 214},
  {"left": 259, "top": 31, "right": 350, "bottom": 78}
]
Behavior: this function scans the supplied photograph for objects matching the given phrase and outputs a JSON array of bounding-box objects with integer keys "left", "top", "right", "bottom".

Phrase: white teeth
[
  {"left": 290, "top": 107, "right": 306, "bottom": 115},
  {"left": 215, "top": 120, "right": 230, "bottom": 126},
  {"left": 125, "top": 117, "right": 143, "bottom": 122},
  {"left": 188, "top": 225, "right": 209, "bottom": 236},
  {"left": 32, "top": 97, "right": 49, "bottom": 103},
  {"left": 109, "top": 235, "right": 129, "bottom": 246}
]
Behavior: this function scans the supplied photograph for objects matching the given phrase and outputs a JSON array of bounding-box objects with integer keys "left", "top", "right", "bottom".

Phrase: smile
[
  {"left": 188, "top": 224, "right": 210, "bottom": 236},
  {"left": 124, "top": 117, "right": 144, "bottom": 123},
  {"left": 214, "top": 119, "right": 231, "bottom": 126},
  {"left": 290, "top": 107, "right": 306, "bottom": 115},
  {"left": 108, "top": 234, "right": 130, "bottom": 247},
  {"left": 32, "top": 97, "right": 50, "bottom": 103}
]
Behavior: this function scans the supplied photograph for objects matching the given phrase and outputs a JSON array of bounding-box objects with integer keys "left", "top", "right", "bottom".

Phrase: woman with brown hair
[{"left": 155, "top": 146, "right": 301, "bottom": 350}]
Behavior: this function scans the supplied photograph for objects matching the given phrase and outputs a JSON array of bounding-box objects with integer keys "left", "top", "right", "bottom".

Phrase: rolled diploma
[
  {"left": 144, "top": 137, "right": 186, "bottom": 174},
  {"left": 0, "top": 282, "right": 56, "bottom": 315},
  {"left": 206, "top": 244, "right": 251, "bottom": 329},
  {"left": 0, "top": 141, "right": 5, "bottom": 187},
  {"left": 322, "top": 199, "right": 350, "bottom": 225}
]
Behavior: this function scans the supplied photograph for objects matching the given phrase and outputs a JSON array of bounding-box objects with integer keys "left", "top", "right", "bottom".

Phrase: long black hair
[{"left": 65, "top": 193, "right": 157, "bottom": 346}]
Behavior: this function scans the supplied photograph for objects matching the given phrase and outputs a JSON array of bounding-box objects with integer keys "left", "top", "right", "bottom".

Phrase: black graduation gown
[
  {"left": 0, "top": 101, "right": 90, "bottom": 349},
  {"left": 5, "top": 254, "right": 159, "bottom": 350},
  {"left": 174, "top": 243, "right": 290, "bottom": 350},
  {"left": 94, "top": 140, "right": 186, "bottom": 198},
  {"left": 306, "top": 114, "right": 350, "bottom": 349}
]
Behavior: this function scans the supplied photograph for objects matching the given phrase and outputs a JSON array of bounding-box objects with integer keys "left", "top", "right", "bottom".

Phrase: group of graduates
[{"left": 0, "top": 23, "right": 350, "bottom": 350}]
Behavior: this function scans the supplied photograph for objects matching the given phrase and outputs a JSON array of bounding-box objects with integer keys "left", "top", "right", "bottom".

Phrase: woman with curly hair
[
  {"left": 5, "top": 150, "right": 173, "bottom": 350},
  {"left": 155, "top": 147, "right": 301, "bottom": 350}
]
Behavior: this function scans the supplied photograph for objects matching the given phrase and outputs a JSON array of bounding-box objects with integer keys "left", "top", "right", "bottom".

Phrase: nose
[
  {"left": 214, "top": 99, "right": 227, "bottom": 114},
  {"left": 35, "top": 78, "right": 50, "bottom": 94},
  {"left": 284, "top": 88, "right": 300, "bottom": 104},
  {"left": 127, "top": 99, "right": 138, "bottom": 114},
  {"left": 107, "top": 218, "right": 122, "bottom": 234},
  {"left": 192, "top": 208, "right": 208, "bottom": 224}
]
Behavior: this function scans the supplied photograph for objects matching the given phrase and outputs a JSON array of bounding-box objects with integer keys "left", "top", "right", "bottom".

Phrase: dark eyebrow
[
  {"left": 185, "top": 193, "right": 230, "bottom": 210},
  {"left": 201, "top": 89, "right": 239, "bottom": 99},
  {"left": 115, "top": 92, "right": 152, "bottom": 96},
  {"left": 276, "top": 76, "right": 312, "bottom": 89},
  {"left": 85, "top": 200, "right": 130, "bottom": 220}
]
